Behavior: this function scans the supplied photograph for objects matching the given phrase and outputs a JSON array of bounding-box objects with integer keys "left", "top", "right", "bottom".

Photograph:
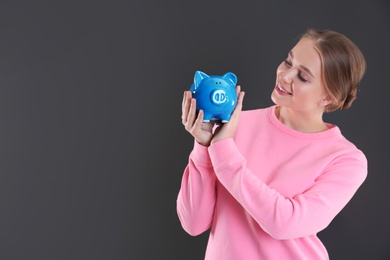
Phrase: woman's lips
[{"left": 276, "top": 83, "right": 292, "bottom": 95}]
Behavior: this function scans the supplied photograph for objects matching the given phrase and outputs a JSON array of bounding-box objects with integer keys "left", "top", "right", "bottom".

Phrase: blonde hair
[{"left": 301, "top": 29, "right": 366, "bottom": 112}]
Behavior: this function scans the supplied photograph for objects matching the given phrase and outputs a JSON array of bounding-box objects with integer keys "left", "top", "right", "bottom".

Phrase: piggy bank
[{"left": 190, "top": 70, "right": 238, "bottom": 123}]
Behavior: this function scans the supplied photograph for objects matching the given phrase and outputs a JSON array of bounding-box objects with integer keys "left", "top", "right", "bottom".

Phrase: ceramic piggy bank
[{"left": 190, "top": 70, "right": 238, "bottom": 123}]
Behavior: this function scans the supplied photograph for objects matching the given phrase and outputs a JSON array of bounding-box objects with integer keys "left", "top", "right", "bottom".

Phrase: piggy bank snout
[{"left": 210, "top": 89, "right": 229, "bottom": 105}]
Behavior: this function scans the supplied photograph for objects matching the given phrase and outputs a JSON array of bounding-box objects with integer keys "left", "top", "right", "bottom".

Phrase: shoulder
[{"left": 324, "top": 130, "right": 367, "bottom": 173}]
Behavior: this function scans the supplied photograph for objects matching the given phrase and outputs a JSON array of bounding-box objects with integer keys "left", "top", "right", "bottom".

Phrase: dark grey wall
[{"left": 0, "top": 0, "right": 388, "bottom": 259}]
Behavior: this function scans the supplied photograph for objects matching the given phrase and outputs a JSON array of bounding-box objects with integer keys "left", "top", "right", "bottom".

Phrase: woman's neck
[{"left": 275, "top": 106, "right": 329, "bottom": 133}]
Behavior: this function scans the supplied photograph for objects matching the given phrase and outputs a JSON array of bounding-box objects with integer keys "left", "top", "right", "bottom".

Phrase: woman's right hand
[{"left": 181, "top": 91, "right": 213, "bottom": 146}]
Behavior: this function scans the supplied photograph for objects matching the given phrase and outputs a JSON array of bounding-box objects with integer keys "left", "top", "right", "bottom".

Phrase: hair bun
[{"left": 341, "top": 86, "right": 358, "bottom": 110}]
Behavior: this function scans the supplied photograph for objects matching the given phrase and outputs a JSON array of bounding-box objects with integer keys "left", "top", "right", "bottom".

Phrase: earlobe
[{"left": 319, "top": 96, "right": 332, "bottom": 107}]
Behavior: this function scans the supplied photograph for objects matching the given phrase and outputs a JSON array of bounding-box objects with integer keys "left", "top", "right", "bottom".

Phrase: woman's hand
[
  {"left": 181, "top": 91, "right": 213, "bottom": 146},
  {"left": 211, "top": 86, "right": 245, "bottom": 145}
]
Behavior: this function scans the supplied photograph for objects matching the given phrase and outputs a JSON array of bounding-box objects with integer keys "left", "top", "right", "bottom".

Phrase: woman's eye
[
  {"left": 283, "top": 59, "right": 309, "bottom": 83},
  {"left": 298, "top": 73, "right": 308, "bottom": 82}
]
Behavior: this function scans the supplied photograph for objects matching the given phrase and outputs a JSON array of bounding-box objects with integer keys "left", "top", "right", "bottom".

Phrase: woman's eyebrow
[{"left": 289, "top": 51, "right": 315, "bottom": 79}]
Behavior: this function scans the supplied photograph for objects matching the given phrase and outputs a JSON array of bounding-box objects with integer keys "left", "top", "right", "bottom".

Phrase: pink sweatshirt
[{"left": 177, "top": 106, "right": 367, "bottom": 260}]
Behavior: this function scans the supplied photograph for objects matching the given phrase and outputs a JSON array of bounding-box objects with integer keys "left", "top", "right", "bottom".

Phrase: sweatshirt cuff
[
  {"left": 190, "top": 139, "right": 212, "bottom": 167},
  {"left": 208, "top": 138, "right": 243, "bottom": 167}
]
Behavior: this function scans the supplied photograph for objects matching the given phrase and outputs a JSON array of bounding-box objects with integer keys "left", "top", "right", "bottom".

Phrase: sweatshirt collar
[{"left": 268, "top": 105, "right": 341, "bottom": 140}]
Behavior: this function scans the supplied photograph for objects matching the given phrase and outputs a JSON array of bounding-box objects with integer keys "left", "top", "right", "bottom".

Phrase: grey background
[{"left": 0, "top": 0, "right": 388, "bottom": 259}]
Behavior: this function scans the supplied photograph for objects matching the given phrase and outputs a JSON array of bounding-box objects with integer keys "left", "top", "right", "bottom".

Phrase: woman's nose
[{"left": 279, "top": 69, "right": 294, "bottom": 84}]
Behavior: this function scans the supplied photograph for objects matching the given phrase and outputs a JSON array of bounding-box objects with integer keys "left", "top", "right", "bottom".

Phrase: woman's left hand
[{"left": 211, "top": 85, "right": 245, "bottom": 145}]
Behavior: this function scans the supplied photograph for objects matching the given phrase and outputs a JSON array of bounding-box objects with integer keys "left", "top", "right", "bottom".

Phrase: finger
[
  {"left": 181, "top": 91, "right": 191, "bottom": 124},
  {"left": 181, "top": 91, "right": 187, "bottom": 109},
  {"left": 185, "top": 98, "right": 197, "bottom": 129},
  {"left": 181, "top": 92, "right": 187, "bottom": 123},
  {"left": 236, "top": 91, "right": 245, "bottom": 113},
  {"left": 235, "top": 85, "right": 241, "bottom": 97},
  {"left": 237, "top": 91, "right": 245, "bottom": 109},
  {"left": 192, "top": 109, "right": 204, "bottom": 131},
  {"left": 230, "top": 91, "right": 245, "bottom": 121},
  {"left": 213, "top": 123, "right": 222, "bottom": 135}
]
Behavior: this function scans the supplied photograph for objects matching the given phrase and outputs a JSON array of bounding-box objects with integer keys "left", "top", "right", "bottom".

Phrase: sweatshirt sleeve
[
  {"left": 208, "top": 138, "right": 367, "bottom": 240},
  {"left": 176, "top": 141, "right": 217, "bottom": 236}
]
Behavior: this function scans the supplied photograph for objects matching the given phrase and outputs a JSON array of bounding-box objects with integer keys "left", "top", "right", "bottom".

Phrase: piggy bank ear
[
  {"left": 194, "top": 71, "right": 209, "bottom": 88},
  {"left": 222, "top": 72, "right": 237, "bottom": 86}
]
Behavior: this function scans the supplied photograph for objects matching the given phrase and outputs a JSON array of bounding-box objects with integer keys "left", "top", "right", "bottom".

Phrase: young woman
[{"left": 177, "top": 29, "right": 367, "bottom": 260}]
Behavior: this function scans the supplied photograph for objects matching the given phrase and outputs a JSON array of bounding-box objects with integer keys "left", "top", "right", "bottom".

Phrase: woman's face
[{"left": 271, "top": 38, "right": 331, "bottom": 113}]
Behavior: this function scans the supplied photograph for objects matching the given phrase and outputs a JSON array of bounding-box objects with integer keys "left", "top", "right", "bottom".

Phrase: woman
[{"left": 177, "top": 29, "right": 367, "bottom": 260}]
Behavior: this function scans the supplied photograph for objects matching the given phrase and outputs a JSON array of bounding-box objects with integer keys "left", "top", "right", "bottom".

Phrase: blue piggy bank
[{"left": 190, "top": 70, "right": 238, "bottom": 123}]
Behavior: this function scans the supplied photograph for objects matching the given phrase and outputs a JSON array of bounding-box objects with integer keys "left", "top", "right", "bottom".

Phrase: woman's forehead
[{"left": 290, "top": 38, "right": 322, "bottom": 76}]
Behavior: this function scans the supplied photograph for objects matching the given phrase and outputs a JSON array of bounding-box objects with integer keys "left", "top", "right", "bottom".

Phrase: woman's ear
[{"left": 319, "top": 95, "right": 332, "bottom": 107}]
